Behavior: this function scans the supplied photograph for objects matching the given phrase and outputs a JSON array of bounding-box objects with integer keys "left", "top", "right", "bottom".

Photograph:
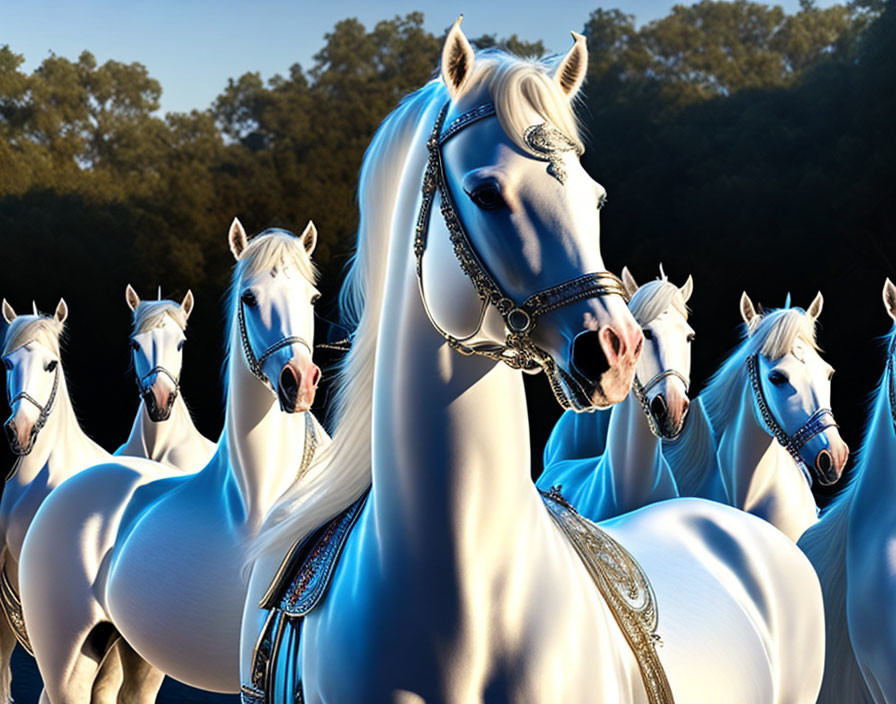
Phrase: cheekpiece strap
[{"left": 238, "top": 300, "right": 313, "bottom": 396}]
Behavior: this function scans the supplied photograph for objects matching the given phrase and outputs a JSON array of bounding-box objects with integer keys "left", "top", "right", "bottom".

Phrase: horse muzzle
[
  {"left": 4, "top": 415, "right": 38, "bottom": 456},
  {"left": 568, "top": 324, "right": 642, "bottom": 408},
  {"left": 277, "top": 360, "right": 321, "bottom": 414},
  {"left": 649, "top": 391, "right": 690, "bottom": 440}
]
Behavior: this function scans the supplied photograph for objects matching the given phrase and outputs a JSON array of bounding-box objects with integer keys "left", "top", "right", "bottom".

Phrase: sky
[{"left": 1, "top": 0, "right": 842, "bottom": 115}]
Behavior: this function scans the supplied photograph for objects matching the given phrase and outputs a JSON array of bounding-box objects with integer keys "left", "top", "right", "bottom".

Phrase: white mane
[
  {"left": 132, "top": 301, "right": 187, "bottom": 335},
  {"left": 250, "top": 49, "right": 584, "bottom": 562},
  {"left": 628, "top": 279, "right": 688, "bottom": 327},
  {"left": 702, "top": 307, "right": 820, "bottom": 440},
  {"left": 2, "top": 315, "right": 65, "bottom": 357}
]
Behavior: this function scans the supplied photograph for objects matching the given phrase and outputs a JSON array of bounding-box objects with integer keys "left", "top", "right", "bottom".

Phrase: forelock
[
  {"left": 2, "top": 315, "right": 64, "bottom": 357},
  {"left": 463, "top": 52, "right": 583, "bottom": 155},
  {"left": 628, "top": 280, "right": 688, "bottom": 326},
  {"left": 133, "top": 300, "right": 187, "bottom": 334}
]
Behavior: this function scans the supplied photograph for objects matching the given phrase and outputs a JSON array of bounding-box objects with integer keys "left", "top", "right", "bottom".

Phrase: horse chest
[{"left": 0, "top": 467, "right": 54, "bottom": 560}]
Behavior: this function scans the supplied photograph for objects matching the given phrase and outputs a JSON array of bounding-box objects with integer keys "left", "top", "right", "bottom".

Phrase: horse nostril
[
  {"left": 605, "top": 328, "right": 622, "bottom": 357},
  {"left": 280, "top": 367, "right": 299, "bottom": 395},
  {"left": 571, "top": 330, "right": 610, "bottom": 383},
  {"left": 310, "top": 366, "right": 321, "bottom": 387},
  {"left": 650, "top": 395, "right": 668, "bottom": 424},
  {"left": 816, "top": 449, "right": 832, "bottom": 474}
]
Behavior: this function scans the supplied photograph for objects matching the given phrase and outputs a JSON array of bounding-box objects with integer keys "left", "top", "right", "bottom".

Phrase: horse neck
[
  {"left": 122, "top": 395, "right": 199, "bottom": 459},
  {"left": 221, "top": 329, "right": 310, "bottom": 530},
  {"left": 370, "top": 260, "right": 538, "bottom": 568},
  {"left": 13, "top": 373, "right": 107, "bottom": 486},
  {"left": 601, "top": 393, "right": 672, "bottom": 510},
  {"left": 717, "top": 381, "right": 815, "bottom": 511}
]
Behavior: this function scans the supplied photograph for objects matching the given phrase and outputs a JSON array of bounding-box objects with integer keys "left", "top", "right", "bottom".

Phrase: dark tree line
[{"left": 0, "top": 2, "right": 893, "bottom": 498}]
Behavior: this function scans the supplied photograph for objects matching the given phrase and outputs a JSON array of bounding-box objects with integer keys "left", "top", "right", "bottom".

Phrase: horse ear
[
  {"left": 2, "top": 299, "right": 16, "bottom": 324},
  {"left": 621, "top": 266, "right": 638, "bottom": 297},
  {"left": 740, "top": 291, "right": 758, "bottom": 326},
  {"left": 181, "top": 290, "right": 194, "bottom": 320},
  {"left": 125, "top": 284, "right": 141, "bottom": 312},
  {"left": 807, "top": 291, "right": 823, "bottom": 321},
  {"left": 680, "top": 275, "right": 694, "bottom": 303},
  {"left": 441, "top": 17, "right": 474, "bottom": 99},
  {"left": 883, "top": 279, "right": 896, "bottom": 321},
  {"left": 554, "top": 31, "right": 588, "bottom": 99},
  {"left": 54, "top": 298, "right": 68, "bottom": 324},
  {"left": 300, "top": 221, "right": 318, "bottom": 256},
  {"left": 229, "top": 217, "right": 249, "bottom": 261}
]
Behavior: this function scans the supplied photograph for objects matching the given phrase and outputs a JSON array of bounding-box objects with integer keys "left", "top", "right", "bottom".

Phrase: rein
[
  {"left": 4, "top": 363, "right": 60, "bottom": 457},
  {"left": 238, "top": 300, "right": 314, "bottom": 396},
  {"left": 632, "top": 369, "right": 690, "bottom": 439},
  {"left": 414, "top": 101, "right": 628, "bottom": 410},
  {"left": 746, "top": 353, "right": 838, "bottom": 481}
]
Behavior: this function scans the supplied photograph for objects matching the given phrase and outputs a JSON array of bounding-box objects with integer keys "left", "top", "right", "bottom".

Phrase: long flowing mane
[
  {"left": 701, "top": 307, "right": 819, "bottom": 442},
  {"left": 628, "top": 279, "right": 688, "bottom": 327},
  {"left": 796, "top": 328, "right": 893, "bottom": 702},
  {"left": 249, "top": 49, "right": 584, "bottom": 561}
]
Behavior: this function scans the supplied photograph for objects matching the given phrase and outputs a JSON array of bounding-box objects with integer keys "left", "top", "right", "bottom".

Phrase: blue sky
[{"left": 1, "top": 0, "right": 841, "bottom": 115}]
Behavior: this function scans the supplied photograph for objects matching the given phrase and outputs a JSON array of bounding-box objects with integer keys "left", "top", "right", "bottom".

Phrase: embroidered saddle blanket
[{"left": 242, "top": 487, "right": 674, "bottom": 704}]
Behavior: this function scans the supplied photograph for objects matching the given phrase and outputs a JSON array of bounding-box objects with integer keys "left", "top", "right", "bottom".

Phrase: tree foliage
[{"left": 0, "top": 3, "right": 893, "bottom": 492}]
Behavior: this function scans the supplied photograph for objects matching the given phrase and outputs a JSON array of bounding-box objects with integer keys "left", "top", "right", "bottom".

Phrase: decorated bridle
[
  {"left": 4, "top": 353, "right": 60, "bottom": 457},
  {"left": 746, "top": 353, "right": 838, "bottom": 481},
  {"left": 632, "top": 369, "right": 690, "bottom": 439},
  {"left": 414, "top": 101, "right": 629, "bottom": 410},
  {"left": 237, "top": 299, "right": 314, "bottom": 397},
  {"left": 886, "top": 335, "right": 896, "bottom": 431}
]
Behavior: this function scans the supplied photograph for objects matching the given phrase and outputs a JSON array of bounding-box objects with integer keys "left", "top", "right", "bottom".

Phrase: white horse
[
  {"left": 240, "top": 24, "right": 824, "bottom": 703},
  {"left": 0, "top": 299, "right": 165, "bottom": 702},
  {"left": 798, "top": 278, "right": 896, "bottom": 703},
  {"left": 19, "top": 220, "right": 328, "bottom": 703},
  {"left": 114, "top": 285, "right": 216, "bottom": 472},
  {"left": 698, "top": 292, "right": 849, "bottom": 541},
  {"left": 537, "top": 266, "right": 694, "bottom": 521}
]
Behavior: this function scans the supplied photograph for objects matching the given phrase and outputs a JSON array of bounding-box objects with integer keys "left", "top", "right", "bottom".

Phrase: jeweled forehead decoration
[{"left": 523, "top": 123, "right": 583, "bottom": 185}]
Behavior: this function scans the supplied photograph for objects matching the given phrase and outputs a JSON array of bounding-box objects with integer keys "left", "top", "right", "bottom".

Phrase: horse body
[
  {"left": 20, "top": 224, "right": 327, "bottom": 701},
  {"left": 799, "top": 294, "right": 896, "bottom": 703},
  {"left": 242, "top": 29, "right": 824, "bottom": 703},
  {"left": 114, "top": 289, "right": 216, "bottom": 472},
  {"left": 662, "top": 396, "right": 726, "bottom": 501}
]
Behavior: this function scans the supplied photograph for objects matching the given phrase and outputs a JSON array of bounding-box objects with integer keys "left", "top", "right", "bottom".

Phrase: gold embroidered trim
[
  {"left": 0, "top": 552, "right": 33, "bottom": 655},
  {"left": 542, "top": 488, "right": 675, "bottom": 704}
]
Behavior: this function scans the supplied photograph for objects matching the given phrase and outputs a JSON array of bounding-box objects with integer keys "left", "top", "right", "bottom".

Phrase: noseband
[
  {"left": 632, "top": 369, "right": 690, "bottom": 439},
  {"left": 5, "top": 362, "right": 60, "bottom": 457},
  {"left": 746, "top": 353, "right": 838, "bottom": 481},
  {"left": 136, "top": 364, "right": 181, "bottom": 414},
  {"left": 238, "top": 301, "right": 314, "bottom": 396},
  {"left": 414, "top": 101, "right": 628, "bottom": 410}
]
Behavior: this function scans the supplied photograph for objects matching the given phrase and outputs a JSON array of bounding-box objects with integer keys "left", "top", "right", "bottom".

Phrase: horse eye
[
  {"left": 130, "top": 340, "right": 140, "bottom": 352},
  {"left": 768, "top": 370, "right": 788, "bottom": 386},
  {"left": 598, "top": 193, "right": 608, "bottom": 210},
  {"left": 687, "top": 333, "right": 695, "bottom": 343},
  {"left": 46, "top": 360, "right": 57, "bottom": 373},
  {"left": 642, "top": 328, "right": 654, "bottom": 341},
  {"left": 241, "top": 291, "right": 257, "bottom": 307},
  {"left": 467, "top": 183, "right": 505, "bottom": 211},
  {"left": 311, "top": 294, "right": 321, "bottom": 305},
  {"left": 177, "top": 340, "right": 186, "bottom": 351},
  {"left": 2, "top": 358, "right": 11, "bottom": 371}
]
